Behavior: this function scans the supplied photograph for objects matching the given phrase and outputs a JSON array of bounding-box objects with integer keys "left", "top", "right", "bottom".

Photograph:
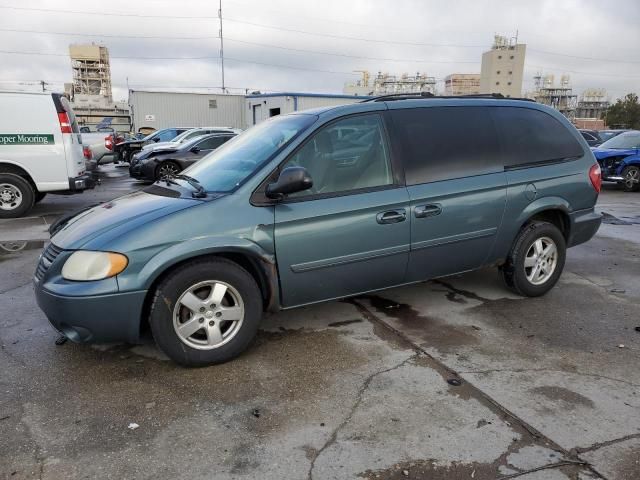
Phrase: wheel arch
[
  {"left": 516, "top": 197, "right": 571, "bottom": 243},
  {"left": 138, "top": 246, "right": 280, "bottom": 338},
  {"left": 0, "top": 161, "right": 37, "bottom": 188}
]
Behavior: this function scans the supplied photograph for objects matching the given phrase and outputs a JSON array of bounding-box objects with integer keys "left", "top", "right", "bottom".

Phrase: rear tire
[
  {"left": 0, "top": 173, "right": 35, "bottom": 218},
  {"left": 35, "top": 192, "right": 47, "bottom": 203},
  {"left": 622, "top": 166, "right": 640, "bottom": 192},
  {"left": 149, "top": 258, "right": 262, "bottom": 367},
  {"left": 501, "top": 221, "right": 566, "bottom": 297}
]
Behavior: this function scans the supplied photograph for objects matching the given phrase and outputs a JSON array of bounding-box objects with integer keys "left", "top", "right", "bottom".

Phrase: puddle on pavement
[
  {"left": 356, "top": 294, "right": 479, "bottom": 351},
  {"left": 601, "top": 212, "right": 640, "bottom": 225},
  {"left": 531, "top": 386, "right": 595, "bottom": 410}
]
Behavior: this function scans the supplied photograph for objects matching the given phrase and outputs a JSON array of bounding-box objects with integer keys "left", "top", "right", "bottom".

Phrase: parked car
[
  {"left": 34, "top": 96, "right": 602, "bottom": 366},
  {"left": 113, "top": 127, "right": 192, "bottom": 164},
  {"left": 592, "top": 130, "right": 640, "bottom": 191},
  {"left": 141, "top": 127, "right": 242, "bottom": 152},
  {"left": 129, "top": 133, "right": 237, "bottom": 181},
  {"left": 598, "top": 129, "right": 630, "bottom": 143},
  {"left": 0, "top": 91, "right": 94, "bottom": 218},
  {"left": 578, "top": 129, "right": 602, "bottom": 147}
]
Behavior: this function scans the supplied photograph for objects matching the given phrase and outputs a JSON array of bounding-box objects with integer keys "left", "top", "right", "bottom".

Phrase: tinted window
[
  {"left": 492, "top": 107, "right": 583, "bottom": 167},
  {"left": 581, "top": 132, "right": 596, "bottom": 142},
  {"left": 281, "top": 114, "right": 393, "bottom": 198},
  {"left": 198, "top": 136, "right": 231, "bottom": 150},
  {"left": 390, "top": 106, "right": 501, "bottom": 185}
]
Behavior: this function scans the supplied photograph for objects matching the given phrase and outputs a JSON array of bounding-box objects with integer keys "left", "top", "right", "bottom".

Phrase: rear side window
[
  {"left": 390, "top": 106, "right": 502, "bottom": 185},
  {"left": 492, "top": 107, "right": 583, "bottom": 167}
]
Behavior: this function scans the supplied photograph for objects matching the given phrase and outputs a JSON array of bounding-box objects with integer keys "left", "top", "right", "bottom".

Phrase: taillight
[
  {"left": 589, "top": 163, "right": 602, "bottom": 193},
  {"left": 105, "top": 135, "right": 113, "bottom": 151},
  {"left": 58, "top": 112, "right": 72, "bottom": 134},
  {"left": 83, "top": 146, "right": 92, "bottom": 160}
]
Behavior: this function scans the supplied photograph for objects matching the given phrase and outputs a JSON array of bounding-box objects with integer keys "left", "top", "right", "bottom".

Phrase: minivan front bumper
[{"left": 34, "top": 283, "right": 146, "bottom": 344}]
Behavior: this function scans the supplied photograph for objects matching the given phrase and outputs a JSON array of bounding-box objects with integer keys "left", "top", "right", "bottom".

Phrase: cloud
[{"left": 0, "top": 0, "right": 638, "bottom": 101}]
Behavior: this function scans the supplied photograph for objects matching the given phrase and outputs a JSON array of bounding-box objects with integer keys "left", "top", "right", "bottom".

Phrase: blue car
[{"left": 592, "top": 130, "right": 640, "bottom": 192}]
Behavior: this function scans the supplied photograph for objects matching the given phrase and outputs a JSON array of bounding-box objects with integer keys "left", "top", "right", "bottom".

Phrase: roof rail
[
  {"left": 360, "top": 92, "right": 435, "bottom": 103},
  {"left": 361, "top": 92, "right": 536, "bottom": 103}
]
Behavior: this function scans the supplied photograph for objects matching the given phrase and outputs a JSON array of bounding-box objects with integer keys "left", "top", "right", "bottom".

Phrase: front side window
[
  {"left": 185, "top": 114, "right": 316, "bottom": 192},
  {"left": 281, "top": 114, "right": 393, "bottom": 198},
  {"left": 156, "top": 129, "right": 178, "bottom": 142},
  {"left": 197, "top": 136, "right": 230, "bottom": 150}
]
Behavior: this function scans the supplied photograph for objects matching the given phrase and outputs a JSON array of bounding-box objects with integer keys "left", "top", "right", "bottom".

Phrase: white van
[{"left": 0, "top": 91, "right": 94, "bottom": 218}]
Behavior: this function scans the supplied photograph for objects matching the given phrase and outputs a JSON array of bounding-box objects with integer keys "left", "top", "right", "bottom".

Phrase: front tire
[
  {"left": 622, "top": 166, "right": 640, "bottom": 192},
  {"left": 0, "top": 173, "right": 35, "bottom": 218},
  {"left": 501, "top": 221, "right": 566, "bottom": 297},
  {"left": 155, "top": 161, "right": 181, "bottom": 181},
  {"left": 149, "top": 258, "right": 262, "bottom": 367}
]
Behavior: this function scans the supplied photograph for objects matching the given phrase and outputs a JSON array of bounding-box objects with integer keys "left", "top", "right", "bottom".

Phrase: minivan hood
[{"left": 51, "top": 190, "right": 201, "bottom": 249}]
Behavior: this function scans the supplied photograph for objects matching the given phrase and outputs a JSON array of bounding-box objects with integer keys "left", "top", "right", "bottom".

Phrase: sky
[{"left": 0, "top": 0, "right": 638, "bottom": 102}]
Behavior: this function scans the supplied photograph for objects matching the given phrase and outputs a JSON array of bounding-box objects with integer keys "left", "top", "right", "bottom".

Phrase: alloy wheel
[
  {"left": 173, "top": 280, "right": 245, "bottom": 350},
  {"left": 158, "top": 163, "right": 179, "bottom": 179},
  {"left": 624, "top": 167, "right": 639, "bottom": 190},
  {"left": 524, "top": 236, "right": 558, "bottom": 285}
]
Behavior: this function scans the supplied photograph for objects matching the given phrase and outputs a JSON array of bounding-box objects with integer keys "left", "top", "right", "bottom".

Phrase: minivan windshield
[
  {"left": 183, "top": 114, "right": 317, "bottom": 192},
  {"left": 599, "top": 131, "right": 640, "bottom": 149}
]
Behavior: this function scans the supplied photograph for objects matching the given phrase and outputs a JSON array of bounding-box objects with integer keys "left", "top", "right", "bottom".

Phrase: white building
[
  {"left": 245, "top": 92, "right": 370, "bottom": 126},
  {"left": 128, "top": 90, "right": 246, "bottom": 131}
]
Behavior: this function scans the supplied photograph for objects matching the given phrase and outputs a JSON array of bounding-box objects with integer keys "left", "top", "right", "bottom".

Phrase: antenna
[{"left": 219, "top": 0, "right": 225, "bottom": 93}]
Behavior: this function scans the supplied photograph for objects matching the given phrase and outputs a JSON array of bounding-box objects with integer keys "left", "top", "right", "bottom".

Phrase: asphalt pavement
[{"left": 1, "top": 165, "right": 638, "bottom": 479}]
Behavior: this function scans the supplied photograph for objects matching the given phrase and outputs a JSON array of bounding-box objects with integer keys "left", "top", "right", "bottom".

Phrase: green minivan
[{"left": 34, "top": 95, "right": 602, "bottom": 366}]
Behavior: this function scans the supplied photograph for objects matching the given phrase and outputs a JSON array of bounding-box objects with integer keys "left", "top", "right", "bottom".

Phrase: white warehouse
[
  {"left": 245, "top": 92, "right": 370, "bottom": 126},
  {"left": 127, "top": 90, "right": 371, "bottom": 131},
  {"left": 128, "top": 90, "right": 246, "bottom": 131}
]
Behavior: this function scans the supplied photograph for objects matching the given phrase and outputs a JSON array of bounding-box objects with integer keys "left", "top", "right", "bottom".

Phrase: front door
[
  {"left": 388, "top": 105, "right": 507, "bottom": 281},
  {"left": 274, "top": 113, "right": 410, "bottom": 307}
]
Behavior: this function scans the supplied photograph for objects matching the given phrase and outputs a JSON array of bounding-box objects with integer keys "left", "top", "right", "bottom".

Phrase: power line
[
  {"left": 0, "top": 4, "right": 217, "bottom": 19},
  {"left": 1, "top": 24, "right": 639, "bottom": 65},
  {"left": 224, "top": 38, "right": 479, "bottom": 64},
  {"left": 0, "top": 27, "right": 217, "bottom": 40}
]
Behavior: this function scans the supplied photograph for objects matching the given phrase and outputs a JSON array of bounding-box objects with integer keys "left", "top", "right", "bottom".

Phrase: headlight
[{"left": 61, "top": 251, "right": 128, "bottom": 281}]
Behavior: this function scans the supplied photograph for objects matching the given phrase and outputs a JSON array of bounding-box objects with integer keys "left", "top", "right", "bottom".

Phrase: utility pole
[{"left": 219, "top": 0, "right": 225, "bottom": 93}]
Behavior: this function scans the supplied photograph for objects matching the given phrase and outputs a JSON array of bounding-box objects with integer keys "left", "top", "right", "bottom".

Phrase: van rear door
[{"left": 51, "top": 93, "right": 85, "bottom": 179}]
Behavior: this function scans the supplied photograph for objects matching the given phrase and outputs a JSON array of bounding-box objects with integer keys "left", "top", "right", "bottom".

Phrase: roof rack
[{"left": 361, "top": 93, "right": 536, "bottom": 103}]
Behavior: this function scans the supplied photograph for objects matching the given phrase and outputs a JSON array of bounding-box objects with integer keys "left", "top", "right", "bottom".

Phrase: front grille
[{"left": 34, "top": 243, "right": 64, "bottom": 281}]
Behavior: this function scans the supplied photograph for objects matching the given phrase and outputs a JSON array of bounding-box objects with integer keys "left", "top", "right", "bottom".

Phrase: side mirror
[
  {"left": 266, "top": 166, "right": 313, "bottom": 199},
  {"left": 190, "top": 146, "right": 201, "bottom": 154}
]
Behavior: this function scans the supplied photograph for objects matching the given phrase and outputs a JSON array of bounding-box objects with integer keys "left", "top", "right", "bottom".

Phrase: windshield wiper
[{"left": 174, "top": 174, "right": 207, "bottom": 198}]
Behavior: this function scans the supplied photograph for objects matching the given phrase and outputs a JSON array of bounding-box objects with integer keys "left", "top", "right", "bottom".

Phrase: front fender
[
  {"left": 617, "top": 154, "right": 640, "bottom": 174},
  {"left": 118, "top": 236, "right": 280, "bottom": 310}
]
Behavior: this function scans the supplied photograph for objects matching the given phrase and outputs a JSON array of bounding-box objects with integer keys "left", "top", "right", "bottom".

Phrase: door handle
[
  {"left": 376, "top": 209, "right": 407, "bottom": 224},
  {"left": 414, "top": 204, "right": 442, "bottom": 218}
]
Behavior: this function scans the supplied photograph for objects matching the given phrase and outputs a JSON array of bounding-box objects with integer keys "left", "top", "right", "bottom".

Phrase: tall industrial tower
[
  {"left": 69, "top": 44, "right": 113, "bottom": 104},
  {"left": 480, "top": 35, "right": 526, "bottom": 98}
]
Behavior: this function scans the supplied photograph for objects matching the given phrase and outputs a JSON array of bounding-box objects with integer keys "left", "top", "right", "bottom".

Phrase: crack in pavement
[
  {"left": 0, "top": 280, "right": 33, "bottom": 296},
  {"left": 348, "top": 298, "right": 607, "bottom": 480},
  {"left": 573, "top": 432, "right": 640, "bottom": 455},
  {"left": 459, "top": 367, "right": 640, "bottom": 389},
  {"left": 307, "top": 353, "right": 419, "bottom": 480},
  {"left": 499, "top": 459, "right": 592, "bottom": 479}
]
